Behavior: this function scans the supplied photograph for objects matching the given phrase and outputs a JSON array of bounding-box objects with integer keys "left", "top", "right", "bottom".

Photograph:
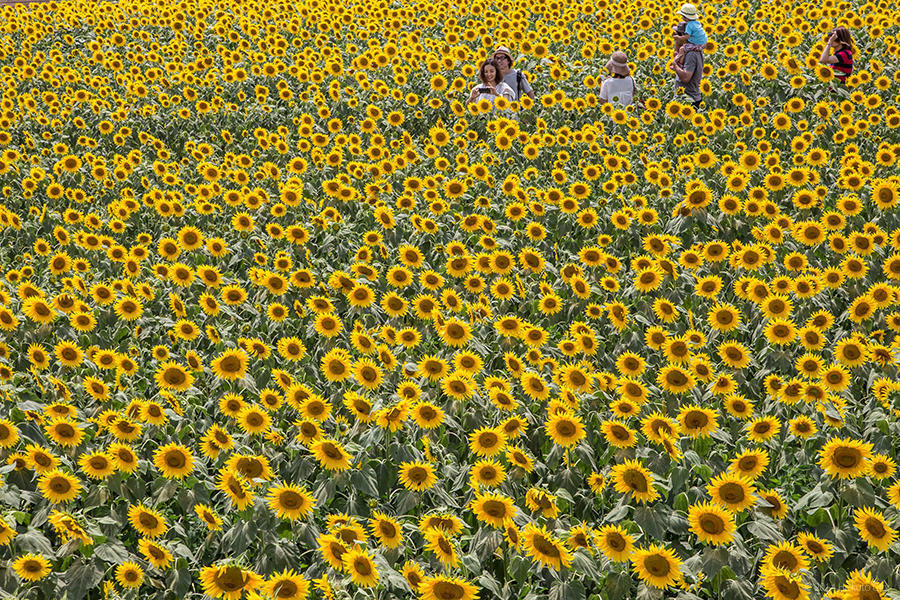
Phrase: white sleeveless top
[{"left": 599, "top": 76, "right": 635, "bottom": 107}]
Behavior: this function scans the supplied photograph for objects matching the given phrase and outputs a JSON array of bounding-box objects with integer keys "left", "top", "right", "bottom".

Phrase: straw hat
[
  {"left": 678, "top": 3, "right": 699, "bottom": 20},
  {"left": 493, "top": 46, "right": 514, "bottom": 64},
  {"left": 606, "top": 51, "right": 631, "bottom": 76}
]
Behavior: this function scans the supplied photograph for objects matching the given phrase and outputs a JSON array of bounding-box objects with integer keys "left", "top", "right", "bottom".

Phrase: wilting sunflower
[
  {"left": 610, "top": 459, "right": 659, "bottom": 503},
  {"left": 267, "top": 483, "right": 315, "bottom": 520},
  {"left": 818, "top": 437, "right": 873, "bottom": 479},
  {"left": 595, "top": 525, "right": 635, "bottom": 562},
  {"left": 153, "top": 443, "right": 195, "bottom": 478},
  {"left": 417, "top": 575, "right": 479, "bottom": 600},
  {"left": 521, "top": 523, "right": 572, "bottom": 570},
  {"left": 688, "top": 501, "right": 736, "bottom": 545},
  {"left": 12, "top": 553, "right": 51, "bottom": 582},
  {"left": 854, "top": 507, "right": 897, "bottom": 553},
  {"left": 631, "top": 544, "right": 683, "bottom": 589},
  {"left": 200, "top": 565, "right": 262, "bottom": 600}
]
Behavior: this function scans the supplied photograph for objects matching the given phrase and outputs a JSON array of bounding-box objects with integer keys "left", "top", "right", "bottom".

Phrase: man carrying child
[{"left": 669, "top": 3, "right": 706, "bottom": 108}]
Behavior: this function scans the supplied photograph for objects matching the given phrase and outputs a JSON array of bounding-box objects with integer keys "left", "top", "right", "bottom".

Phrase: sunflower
[
  {"left": 762, "top": 541, "right": 809, "bottom": 574},
  {"left": 678, "top": 406, "right": 718, "bottom": 438},
  {"left": 595, "top": 525, "right": 635, "bottom": 562},
  {"left": 818, "top": 437, "right": 873, "bottom": 479},
  {"left": 469, "top": 427, "right": 507, "bottom": 457},
  {"left": 417, "top": 575, "right": 479, "bottom": 600},
  {"left": 688, "top": 501, "right": 736, "bottom": 545},
  {"left": 425, "top": 528, "right": 460, "bottom": 567},
  {"left": 761, "top": 567, "right": 809, "bottom": 600},
  {"left": 399, "top": 461, "right": 437, "bottom": 491},
  {"left": 601, "top": 419, "right": 637, "bottom": 448},
  {"left": 199, "top": 565, "right": 262, "bottom": 600},
  {"left": 729, "top": 449, "right": 770, "bottom": 480},
  {"left": 521, "top": 523, "right": 572, "bottom": 570},
  {"left": 267, "top": 483, "right": 315, "bottom": 520},
  {"left": 657, "top": 365, "right": 696, "bottom": 394},
  {"left": 264, "top": 570, "right": 310, "bottom": 600},
  {"left": 545, "top": 412, "right": 585, "bottom": 447},
  {"left": 194, "top": 503, "right": 224, "bottom": 531},
  {"left": 44, "top": 418, "right": 84, "bottom": 447},
  {"left": 154, "top": 443, "right": 195, "bottom": 478},
  {"left": 707, "top": 473, "right": 757, "bottom": 512},
  {"left": 854, "top": 507, "right": 897, "bottom": 553},
  {"left": 370, "top": 512, "right": 403, "bottom": 549},
  {"left": 38, "top": 469, "right": 81, "bottom": 504},
  {"left": 138, "top": 538, "right": 174, "bottom": 569},
  {"left": 211, "top": 349, "right": 249, "bottom": 381},
  {"left": 116, "top": 561, "right": 144, "bottom": 588},
  {"left": 128, "top": 504, "right": 168, "bottom": 538},
  {"left": 843, "top": 570, "right": 884, "bottom": 600},
  {"left": 156, "top": 361, "right": 194, "bottom": 391},
  {"left": 796, "top": 532, "right": 834, "bottom": 562},
  {"left": 12, "top": 553, "right": 51, "bottom": 582},
  {"left": 611, "top": 459, "right": 659, "bottom": 504},
  {"left": 342, "top": 548, "right": 379, "bottom": 588},
  {"left": 470, "top": 492, "right": 517, "bottom": 528},
  {"left": 631, "top": 544, "right": 682, "bottom": 589},
  {"left": 310, "top": 439, "right": 352, "bottom": 471}
]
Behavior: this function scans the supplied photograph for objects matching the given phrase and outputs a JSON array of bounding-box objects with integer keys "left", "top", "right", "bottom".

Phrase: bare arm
[
  {"left": 820, "top": 35, "right": 838, "bottom": 64},
  {"left": 673, "top": 63, "right": 694, "bottom": 83}
]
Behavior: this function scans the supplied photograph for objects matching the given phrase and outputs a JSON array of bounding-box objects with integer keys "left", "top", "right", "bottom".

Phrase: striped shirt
[{"left": 831, "top": 48, "right": 853, "bottom": 82}]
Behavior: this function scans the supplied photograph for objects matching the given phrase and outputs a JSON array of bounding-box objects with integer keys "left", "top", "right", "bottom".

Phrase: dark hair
[
  {"left": 831, "top": 26, "right": 854, "bottom": 53},
  {"left": 494, "top": 53, "right": 513, "bottom": 67},
  {"left": 479, "top": 59, "right": 501, "bottom": 85}
]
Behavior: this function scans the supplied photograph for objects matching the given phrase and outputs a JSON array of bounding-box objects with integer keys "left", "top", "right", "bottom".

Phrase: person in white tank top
[{"left": 599, "top": 51, "right": 638, "bottom": 108}]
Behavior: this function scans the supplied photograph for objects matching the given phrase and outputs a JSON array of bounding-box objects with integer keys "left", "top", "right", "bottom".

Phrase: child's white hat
[{"left": 678, "top": 3, "right": 699, "bottom": 19}]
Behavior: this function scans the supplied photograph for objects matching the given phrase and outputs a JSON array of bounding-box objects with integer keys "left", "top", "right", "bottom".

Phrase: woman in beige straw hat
[{"left": 599, "top": 51, "right": 638, "bottom": 107}]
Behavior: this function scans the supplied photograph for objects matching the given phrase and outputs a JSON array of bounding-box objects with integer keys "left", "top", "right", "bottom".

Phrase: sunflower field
[{"left": 0, "top": 0, "right": 898, "bottom": 598}]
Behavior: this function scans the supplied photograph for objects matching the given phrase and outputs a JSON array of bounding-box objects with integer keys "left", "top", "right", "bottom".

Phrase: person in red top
[{"left": 819, "top": 27, "right": 854, "bottom": 83}]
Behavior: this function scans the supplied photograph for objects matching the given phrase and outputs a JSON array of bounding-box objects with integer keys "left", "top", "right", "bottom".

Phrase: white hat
[{"left": 678, "top": 3, "right": 699, "bottom": 19}]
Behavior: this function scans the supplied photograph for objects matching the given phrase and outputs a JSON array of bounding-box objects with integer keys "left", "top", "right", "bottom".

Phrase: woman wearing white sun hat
[{"left": 599, "top": 52, "right": 638, "bottom": 108}]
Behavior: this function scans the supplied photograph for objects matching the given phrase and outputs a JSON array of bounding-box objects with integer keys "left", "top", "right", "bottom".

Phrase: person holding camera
[
  {"left": 819, "top": 27, "right": 855, "bottom": 83},
  {"left": 467, "top": 59, "right": 515, "bottom": 106}
]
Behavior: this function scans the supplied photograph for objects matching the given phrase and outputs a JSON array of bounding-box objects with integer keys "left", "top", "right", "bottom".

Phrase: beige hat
[
  {"left": 493, "top": 46, "right": 514, "bottom": 64},
  {"left": 606, "top": 51, "right": 631, "bottom": 76},
  {"left": 678, "top": 3, "right": 699, "bottom": 19}
]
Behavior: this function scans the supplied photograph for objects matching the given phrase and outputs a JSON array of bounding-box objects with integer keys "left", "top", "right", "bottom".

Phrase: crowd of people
[{"left": 467, "top": 3, "right": 856, "bottom": 111}]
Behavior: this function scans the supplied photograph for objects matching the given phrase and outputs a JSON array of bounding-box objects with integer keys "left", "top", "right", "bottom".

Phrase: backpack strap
[{"left": 516, "top": 70, "right": 523, "bottom": 99}]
